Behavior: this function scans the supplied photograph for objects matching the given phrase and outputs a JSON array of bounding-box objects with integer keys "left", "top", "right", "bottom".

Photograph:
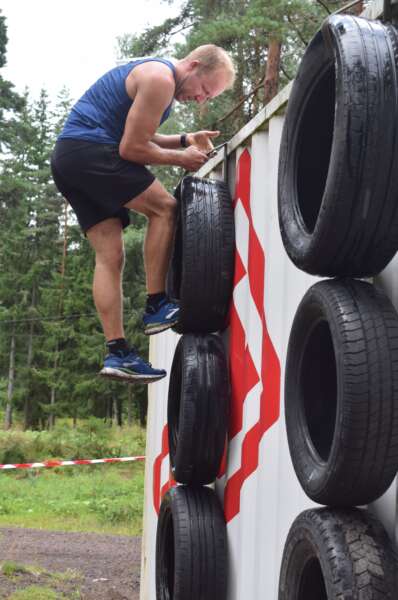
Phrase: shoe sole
[
  {"left": 144, "top": 319, "right": 179, "bottom": 336},
  {"left": 98, "top": 367, "right": 166, "bottom": 384}
]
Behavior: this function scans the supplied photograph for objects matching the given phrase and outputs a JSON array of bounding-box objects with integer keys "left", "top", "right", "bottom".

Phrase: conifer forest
[{"left": 0, "top": 0, "right": 366, "bottom": 431}]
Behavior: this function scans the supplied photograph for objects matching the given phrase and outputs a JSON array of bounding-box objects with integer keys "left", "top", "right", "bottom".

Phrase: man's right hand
[{"left": 181, "top": 146, "right": 208, "bottom": 172}]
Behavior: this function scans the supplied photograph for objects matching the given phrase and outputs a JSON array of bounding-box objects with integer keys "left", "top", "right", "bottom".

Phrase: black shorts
[{"left": 50, "top": 138, "right": 155, "bottom": 233}]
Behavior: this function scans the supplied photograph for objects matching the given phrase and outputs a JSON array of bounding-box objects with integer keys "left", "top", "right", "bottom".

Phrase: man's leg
[
  {"left": 86, "top": 217, "right": 125, "bottom": 342},
  {"left": 125, "top": 179, "right": 177, "bottom": 294},
  {"left": 125, "top": 179, "right": 180, "bottom": 335},
  {"left": 87, "top": 216, "right": 166, "bottom": 383}
]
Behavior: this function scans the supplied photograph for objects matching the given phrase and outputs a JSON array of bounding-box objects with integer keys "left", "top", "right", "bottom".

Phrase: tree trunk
[
  {"left": 138, "top": 396, "right": 147, "bottom": 428},
  {"left": 4, "top": 324, "right": 16, "bottom": 430},
  {"left": 118, "top": 399, "right": 123, "bottom": 427},
  {"left": 112, "top": 396, "right": 118, "bottom": 427},
  {"left": 24, "top": 286, "right": 36, "bottom": 430},
  {"left": 264, "top": 38, "right": 282, "bottom": 105},
  {"left": 107, "top": 397, "right": 112, "bottom": 425},
  {"left": 127, "top": 386, "right": 133, "bottom": 427},
  {"left": 48, "top": 342, "right": 58, "bottom": 430},
  {"left": 49, "top": 387, "right": 56, "bottom": 430}
]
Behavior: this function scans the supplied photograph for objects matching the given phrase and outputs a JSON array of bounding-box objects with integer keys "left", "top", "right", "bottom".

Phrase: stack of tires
[
  {"left": 278, "top": 14, "right": 398, "bottom": 598},
  {"left": 155, "top": 176, "right": 235, "bottom": 600}
]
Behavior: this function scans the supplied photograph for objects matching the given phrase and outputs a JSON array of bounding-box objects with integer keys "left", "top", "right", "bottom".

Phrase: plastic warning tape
[{"left": 0, "top": 456, "right": 145, "bottom": 470}]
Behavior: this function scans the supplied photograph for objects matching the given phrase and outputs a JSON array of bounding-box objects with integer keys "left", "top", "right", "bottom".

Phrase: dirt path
[{"left": 0, "top": 527, "right": 141, "bottom": 599}]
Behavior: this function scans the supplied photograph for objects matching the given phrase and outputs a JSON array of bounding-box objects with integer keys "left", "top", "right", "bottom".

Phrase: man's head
[{"left": 174, "top": 44, "right": 235, "bottom": 104}]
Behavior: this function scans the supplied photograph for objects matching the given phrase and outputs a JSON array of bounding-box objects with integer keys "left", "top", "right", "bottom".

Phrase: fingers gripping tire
[
  {"left": 279, "top": 508, "right": 398, "bottom": 599},
  {"left": 285, "top": 279, "right": 398, "bottom": 506},
  {"left": 168, "top": 334, "right": 229, "bottom": 485},
  {"left": 156, "top": 486, "right": 227, "bottom": 600},
  {"left": 167, "top": 176, "right": 235, "bottom": 333},
  {"left": 278, "top": 15, "right": 398, "bottom": 277}
]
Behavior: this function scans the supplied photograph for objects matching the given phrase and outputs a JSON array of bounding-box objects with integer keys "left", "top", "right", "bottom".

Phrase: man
[{"left": 51, "top": 44, "right": 235, "bottom": 384}]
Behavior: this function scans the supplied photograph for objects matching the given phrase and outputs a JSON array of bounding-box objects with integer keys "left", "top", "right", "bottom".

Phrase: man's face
[{"left": 175, "top": 63, "right": 229, "bottom": 104}]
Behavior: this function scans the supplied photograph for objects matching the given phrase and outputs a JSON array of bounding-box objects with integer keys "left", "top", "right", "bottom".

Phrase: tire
[
  {"left": 156, "top": 485, "right": 227, "bottom": 600},
  {"left": 167, "top": 175, "right": 235, "bottom": 333},
  {"left": 285, "top": 278, "right": 398, "bottom": 506},
  {"left": 279, "top": 507, "right": 398, "bottom": 599},
  {"left": 278, "top": 15, "right": 398, "bottom": 277},
  {"left": 168, "top": 333, "right": 229, "bottom": 485}
]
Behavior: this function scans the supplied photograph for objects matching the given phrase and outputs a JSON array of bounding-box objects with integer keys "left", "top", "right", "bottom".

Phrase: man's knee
[
  {"left": 158, "top": 193, "right": 177, "bottom": 218},
  {"left": 146, "top": 192, "right": 176, "bottom": 220},
  {"left": 127, "top": 188, "right": 177, "bottom": 219},
  {"left": 87, "top": 219, "right": 125, "bottom": 271},
  {"left": 95, "top": 244, "right": 125, "bottom": 271}
]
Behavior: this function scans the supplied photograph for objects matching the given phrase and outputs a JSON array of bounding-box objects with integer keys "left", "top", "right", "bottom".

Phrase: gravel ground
[{"left": 0, "top": 527, "right": 141, "bottom": 599}]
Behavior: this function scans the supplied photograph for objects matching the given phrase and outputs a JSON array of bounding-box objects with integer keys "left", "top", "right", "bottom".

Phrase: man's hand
[
  {"left": 181, "top": 146, "right": 208, "bottom": 172},
  {"left": 188, "top": 130, "right": 220, "bottom": 153}
]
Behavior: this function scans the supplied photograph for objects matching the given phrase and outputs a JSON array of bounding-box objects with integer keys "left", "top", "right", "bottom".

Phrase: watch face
[{"left": 207, "top": 150, "right": 218, "bottom": 158}]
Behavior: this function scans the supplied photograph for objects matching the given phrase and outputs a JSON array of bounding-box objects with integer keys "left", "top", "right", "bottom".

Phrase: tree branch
[
  {"left": 214, "top": 77, "right": 265, "bottom": 126},
  {"left": 286, "top": 14, "right": 309, "bottom": 46},
  {"left": 316, "top": 0, "right": 332, "bottom": 13}
]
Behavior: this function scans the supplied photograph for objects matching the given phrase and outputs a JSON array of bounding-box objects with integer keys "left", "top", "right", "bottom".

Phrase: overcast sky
[{"left": 1, "top": 0, "right": 182, "bottom": 104}]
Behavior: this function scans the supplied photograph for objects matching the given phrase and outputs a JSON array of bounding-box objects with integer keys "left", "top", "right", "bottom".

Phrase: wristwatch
[{"left": 180, "top": 133, "right": 188, "bottom": 148}]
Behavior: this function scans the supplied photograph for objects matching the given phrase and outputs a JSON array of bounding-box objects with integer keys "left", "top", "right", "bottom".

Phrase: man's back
[{"left": 59, "top": 58, "right": 176, "bottom": 145}]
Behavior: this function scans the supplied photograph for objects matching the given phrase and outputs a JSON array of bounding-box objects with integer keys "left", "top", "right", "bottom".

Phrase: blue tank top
[{"left": 58, "top": 58, "right": 176, "bottom": 144}]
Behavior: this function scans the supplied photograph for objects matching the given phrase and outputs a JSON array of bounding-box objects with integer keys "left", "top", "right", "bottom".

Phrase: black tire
[
  {"left": 156, "top": 485, "right": 227, "bottom": 600},
  {"left": 279, "top": 507, "right": 398, "bottom": 599},
  {"left": 278, "top": 15, "right": 398, "bottom": 277},
  {"left": 285, "top": 278, "right": 398, "bottom": 506},
  {"left": 167, "top": 175, "right": 235, "bottom": 333},
  {"left": 168, "top": 333, "right": 229, "bottom": 485}
]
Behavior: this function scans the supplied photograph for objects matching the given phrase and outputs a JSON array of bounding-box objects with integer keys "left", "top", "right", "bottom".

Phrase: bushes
[{"left": 0, "top": 419, "right": 146, "bottom": 464}]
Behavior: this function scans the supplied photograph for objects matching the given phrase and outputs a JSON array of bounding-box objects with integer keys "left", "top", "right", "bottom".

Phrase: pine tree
[{"left": 117, "top": 0, "right": 365, "bottom": 138}]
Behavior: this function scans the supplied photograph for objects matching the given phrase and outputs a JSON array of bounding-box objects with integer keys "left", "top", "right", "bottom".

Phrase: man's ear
[{"left": 188, "top": 60, "right": 200, "bottom": 72}]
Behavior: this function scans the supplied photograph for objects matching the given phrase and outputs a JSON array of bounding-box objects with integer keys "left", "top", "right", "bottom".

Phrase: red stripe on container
[{"left": 223, "top": 149, "right": 281, "bottom": 523}]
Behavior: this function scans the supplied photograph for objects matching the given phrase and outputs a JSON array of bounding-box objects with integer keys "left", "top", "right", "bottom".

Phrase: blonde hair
[{"left": 185, "top": 44, "right": 236, "bottom": 89}]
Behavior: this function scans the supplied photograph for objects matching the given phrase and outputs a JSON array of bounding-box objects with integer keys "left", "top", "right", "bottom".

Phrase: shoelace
[{"left": 128, "top": 346, "right": 152, "bottom": 367}]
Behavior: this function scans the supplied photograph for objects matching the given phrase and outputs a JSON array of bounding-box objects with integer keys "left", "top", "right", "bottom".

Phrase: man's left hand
[{"left": 187, "top": 130, "right": 220, "bottom": 153}]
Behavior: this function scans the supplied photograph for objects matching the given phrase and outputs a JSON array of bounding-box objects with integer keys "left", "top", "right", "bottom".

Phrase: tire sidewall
[{"left": 285, "top": 281, "right": 346, "bottom": 499}]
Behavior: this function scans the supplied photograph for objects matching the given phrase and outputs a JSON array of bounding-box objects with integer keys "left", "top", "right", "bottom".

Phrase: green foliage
[
  {"left": 0, "top": 75, "right": 149, "bottom": 428},
  {"left": 0, "top": 12, "right": 25, "bottom": 153},
  {"left": 117, "top": 0, "right": 364, "bottom": 136},
  {"left": 0, "top": 421, "right": 146, "bottom": 463}
]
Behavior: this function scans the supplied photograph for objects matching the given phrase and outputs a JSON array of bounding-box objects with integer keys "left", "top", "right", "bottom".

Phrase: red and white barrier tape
[{"left": 0, "top": 456, "right": 145, "bottom": 470}]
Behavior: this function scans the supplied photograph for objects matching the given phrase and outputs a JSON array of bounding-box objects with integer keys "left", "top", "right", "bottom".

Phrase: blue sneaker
[
  {"left": 143, "top": 298, "right": 180, "bottom": 335},
  {"left": 99, "top": 348, "right": 166, "bottom": 384}
]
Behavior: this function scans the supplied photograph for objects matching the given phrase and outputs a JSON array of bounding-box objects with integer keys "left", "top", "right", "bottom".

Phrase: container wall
[{"left": 140, "top": 3, "right": 397, "bottom": 598}]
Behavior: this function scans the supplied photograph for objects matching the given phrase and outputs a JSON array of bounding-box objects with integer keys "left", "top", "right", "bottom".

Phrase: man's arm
[
  {"left": 151, "top": 133, "right": 192, "bottom": 150},
  {"left": 119, "top": 67, "right": 206, "bottom": 170},
  {"left": 152, "top": 131, "right": 220, "bottom": 151}
]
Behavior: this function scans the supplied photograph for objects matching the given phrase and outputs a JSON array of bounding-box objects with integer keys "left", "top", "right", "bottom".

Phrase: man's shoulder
[{"left": 129, "top": 59, "right": 175, "bottom": 88}]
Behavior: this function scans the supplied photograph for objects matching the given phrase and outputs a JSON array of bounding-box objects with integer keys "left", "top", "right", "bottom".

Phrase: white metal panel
[
  {"left": 141, "top": 4, "right": 394, "bottom": 598},
  {"left": 228, "top": 116, "right": 321, "bottom": 600},
  {"left": 140, "top": 329, "right": 179, "bottom": 600}
]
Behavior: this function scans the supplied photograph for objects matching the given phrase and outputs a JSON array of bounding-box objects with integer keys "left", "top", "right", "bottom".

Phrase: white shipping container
[{"left": 140, "top": 1, "right": 398, "bottom": 597}]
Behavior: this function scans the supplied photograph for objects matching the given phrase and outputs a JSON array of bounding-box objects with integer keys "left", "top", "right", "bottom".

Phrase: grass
[
  {"left": 7, "top": 587, "right": 59, "bottom": 600},
  {"left": 0, "top": 462, "right": 145, "bottom": 536},
  {"left": 1, "top": 561, "right": 32, "bottom": 577},
  {"left": 6, "top": 587, "right": 81, "bottom": 600},
  {"left": 1, "top": 561, "right": 83, "bottom": 599},
  {"left": 0, "top": 422, "right": 147, "bottom": 536}
]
